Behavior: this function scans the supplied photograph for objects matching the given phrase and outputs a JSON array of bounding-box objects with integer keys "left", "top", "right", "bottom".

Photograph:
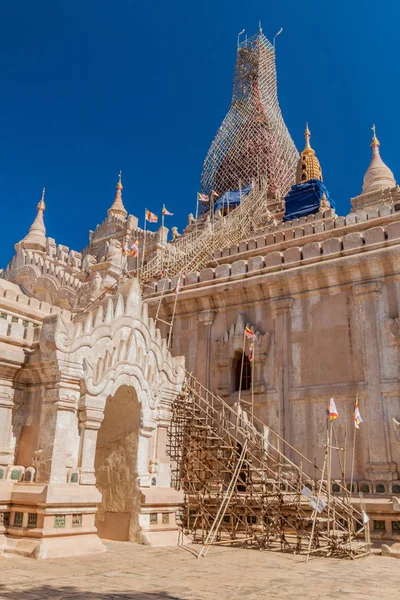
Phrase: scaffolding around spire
[{"left": 200, "top": 31, "right": 298, "bottom": 210}]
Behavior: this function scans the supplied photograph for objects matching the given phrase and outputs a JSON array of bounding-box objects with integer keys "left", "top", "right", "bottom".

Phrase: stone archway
[{"left": 94, "top": 385, "right": 141, "bottom": 541}]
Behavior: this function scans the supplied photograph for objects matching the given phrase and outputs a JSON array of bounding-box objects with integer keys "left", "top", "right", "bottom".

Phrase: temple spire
[
  {"left": 108, "top": 171, "right": 127, "bottom": 218},
  {"left": 296, "top": 123, "right": 323, "bottom": 184},
  {"left": 362, "top": 125, "right": 396, "bottom": 194},
  {"left": 20, "top": 188, "right": 47, "bottom": 251}
]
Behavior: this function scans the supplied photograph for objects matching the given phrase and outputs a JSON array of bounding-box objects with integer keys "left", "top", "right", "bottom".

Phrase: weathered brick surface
[
  {"left": 231, "top": 260, "right": 247, "bottom": 276},
  {"left": 199, "top": 268, "right": 215, "bottom": 282},
  {"left": 343, "top": 232, "right": 364, "bottom": 250},
  {"left": 248, "top": 256, "right": 265, "bottom": 272},
  {"left": 264, "top": 251, "right": 282, "bottom": 268},
  {"left": 302, "top": 242, "right": 321, "bottom": 260},
  {"left": 364, "top": 226, "right": 386, "bottom": 245},
  {"left": 283, "top": 247, "right": 301, "bottom": 264},
  {"left": 322, "top": 237, "right": 342, "bottom": 255},
  {"left": 215, "top": 264, "right": 231, "bottom": 279}
]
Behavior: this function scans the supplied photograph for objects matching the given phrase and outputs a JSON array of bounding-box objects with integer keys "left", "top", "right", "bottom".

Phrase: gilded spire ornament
[
  {"left": 37, "top": 187, "right": 46, "bottom": 211},
  {"left": 108, "top": 171, "right": 127, "bottom": 218},
  {"left": 362, "top": 125, "right": 396, "bottom": 194},
  {"left": 296, "top": 124, "right": 323, "bottom": 184}
]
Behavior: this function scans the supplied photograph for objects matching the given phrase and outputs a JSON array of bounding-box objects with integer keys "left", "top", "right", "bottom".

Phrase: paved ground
[{"left": 0, "top": 541, "right": 399, "bottom": 600}]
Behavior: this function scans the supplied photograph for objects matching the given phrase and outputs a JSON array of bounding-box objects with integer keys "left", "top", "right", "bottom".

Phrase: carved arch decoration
[
  {"left": 34, "top": 277, "right": 184, "bottom": 486},
  {"left": 39, "top": 277, "right": 185, "bottom": 430},
  {"left": 5, "top": 262, "right": 79, "bottom": 308},
  {"left": 213, "top": 313, "right": 271, "bottom": 397}
]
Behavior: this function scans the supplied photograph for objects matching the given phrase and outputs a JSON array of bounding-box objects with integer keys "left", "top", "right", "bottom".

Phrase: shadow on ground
[{"left": 0, "top": 586, "right": 182, "bottom": 600}]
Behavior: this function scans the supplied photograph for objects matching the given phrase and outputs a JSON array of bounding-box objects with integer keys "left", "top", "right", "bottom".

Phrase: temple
[{"left": 1, "top": 30, "right": 400, "bottom": 560}]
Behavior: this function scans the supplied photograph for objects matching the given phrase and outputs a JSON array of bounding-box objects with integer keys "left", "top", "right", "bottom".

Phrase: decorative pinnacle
[
  {"left": 371, "top": 124, "right": 380, "bottom": 148},
  {"left": 108, "top": 172, "right": 127, "bottom": 218},
  {"left": 302, "top": 123, "right": 314, "bottom": 154},
  {"left": 37, "top": 187, "right": 46, "bottom": 211}
]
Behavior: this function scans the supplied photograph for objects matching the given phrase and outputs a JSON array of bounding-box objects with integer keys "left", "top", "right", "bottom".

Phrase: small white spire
[
  {"left": 20, "top": 188, "right": 47, "bottom": 251},
  {"left": 362, "top": 125, "right": 396, "bottom": 194},
  {"left": 108, "top": 172, "right": 127, "bottom": 218}
]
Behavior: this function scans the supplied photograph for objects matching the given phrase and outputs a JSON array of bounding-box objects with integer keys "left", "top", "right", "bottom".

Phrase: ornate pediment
[
  {"left": 213, "top": 314, "right": 271, "bottom": 396},
  {"left": 214, "top": 313, "right": 271, "bottom": 366},
  {"left": 39, "top": 278, "right": 184, "bottom": 421}
]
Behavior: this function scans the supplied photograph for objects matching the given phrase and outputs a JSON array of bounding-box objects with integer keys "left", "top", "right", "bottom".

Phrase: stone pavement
[{"left": 0, "top": 541, "right": 399, "bottom": 600}]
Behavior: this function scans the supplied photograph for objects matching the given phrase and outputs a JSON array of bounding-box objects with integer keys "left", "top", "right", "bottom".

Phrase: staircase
[
  {"left": 167, "top": 372, "right": 371, "bottom": 558},
  {"left": 139, "top": 186, "right": 274, "bottom": 285}
]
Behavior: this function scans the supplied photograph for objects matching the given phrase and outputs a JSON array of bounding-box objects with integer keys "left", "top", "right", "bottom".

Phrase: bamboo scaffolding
[{"left": 167, "top": 372, "right": 371, "bottom": 559}]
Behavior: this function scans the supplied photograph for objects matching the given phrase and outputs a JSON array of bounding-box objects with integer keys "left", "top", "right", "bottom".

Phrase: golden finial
[
  {"left": 37, "top": 187, "right": 46, "bottom": 211},
  {"left": 304, "top": 123, "right": 312, "bottom": 151},
  {"left": 371, "top": 124, "right": 380, "bottom": 148},
  {"left": 296, "top": 123, "right": 323, "bottom": 184},
  {"left": 117, "top": 170, "right": 123, "bottom": 190}
]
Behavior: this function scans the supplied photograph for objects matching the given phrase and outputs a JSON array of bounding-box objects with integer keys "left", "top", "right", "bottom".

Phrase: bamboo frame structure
[
  {"left": 167, "top": 372, "right": 371, "bottom": 559},
  {"left": 139, "top": 184, "right": 274, "bottom": 285},
  {"left": 200, "top": 30, "right": 298, "bottom": 204}
]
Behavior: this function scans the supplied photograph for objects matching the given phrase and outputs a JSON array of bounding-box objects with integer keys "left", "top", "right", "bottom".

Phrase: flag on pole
[
  {"left": 122, "top": 242, "right": 129, "bottom": 256},
  {"left": 353, "top": 397, "right": 363, "bottom": 429},
  {"left": 162, "top": 206, "right": 173, "bottom": 216},
  {"left": 130, "top": 240, "right": 139, "bottom": 257},
  {"left": 145, "top": 209, "right": 158, "bottom": 223},
  {"left": 161, "top": 266, "right": 169, "bottom": 277},
  {"left": 245, "top": 326, "right": 256, "bottom": 339},
  {"left": 174, "top": 276, "right": 181, "bottom": 295},
  {"left": 211, "top": 190, "right": 219, "bottom": 198},
  {"left": 326, "top": 398, "right": 339, "bottom": 421},
  {"left": 198, "top": 193, "right": 209, "bottom": 203},
  {"left": 249, "top": 342, "right": 254, "bottom": 362}
]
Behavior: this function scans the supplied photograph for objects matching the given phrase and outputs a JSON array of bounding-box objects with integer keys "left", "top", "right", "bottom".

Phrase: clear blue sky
[{"left": 0, "top": 0, "right": 399, "bottom": 266}]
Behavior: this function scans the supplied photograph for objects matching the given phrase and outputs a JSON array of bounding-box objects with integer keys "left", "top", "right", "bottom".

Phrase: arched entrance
[{"left": 94, "top": 385, "right": 141, "bottom": 541}]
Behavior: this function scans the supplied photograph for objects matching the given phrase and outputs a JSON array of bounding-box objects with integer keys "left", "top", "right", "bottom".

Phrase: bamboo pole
[
  {"left": 350, "top": 391, "right": 358, "bottom": 497},
  {"left": 167, "top": 276, "right": 180, "bottom": 349},
  {"left": 238, "top": 330, "right": 246, "bottom": 404},
  {"left": 306, "top": 422, "right": 329, "bottom": 562},
  {"left": 141, "top": 209, "right": 148, "bottom": 269},
  {"left": 251, "top": 338, "right": 255, "bottom": 424}
]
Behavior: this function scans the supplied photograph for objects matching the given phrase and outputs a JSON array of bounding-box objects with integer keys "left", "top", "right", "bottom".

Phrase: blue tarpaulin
[
  {"left": 283, "top": 179, "right": 335, "bottom": 221},
  {"left": 214, "top": 184, "right": 251, "bottom": 210}
]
